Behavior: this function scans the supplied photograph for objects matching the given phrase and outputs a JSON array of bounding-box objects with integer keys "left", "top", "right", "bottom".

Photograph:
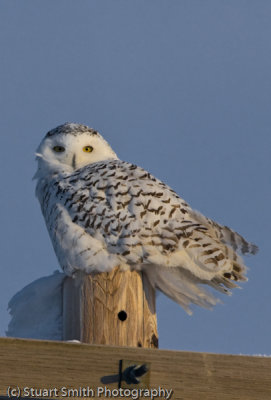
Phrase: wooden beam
[
  {"left": 63, "top": 268, "right": 158, "bottom": 348},
  {"left": 1, "top": 338, "right": 271, "bottom": 399}
]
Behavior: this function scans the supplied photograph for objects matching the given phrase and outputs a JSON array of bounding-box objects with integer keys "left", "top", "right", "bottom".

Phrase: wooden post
[{"left": 63, "top": 267, "right": 158, "bottom": 348}]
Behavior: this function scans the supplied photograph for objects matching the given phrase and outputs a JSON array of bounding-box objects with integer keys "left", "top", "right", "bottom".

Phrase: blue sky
[{"left": 1, "top": 1, "right": 270, "bottom": 354}]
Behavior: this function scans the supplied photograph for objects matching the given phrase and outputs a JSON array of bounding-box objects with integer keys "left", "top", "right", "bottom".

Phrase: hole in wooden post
[{"left": 118, "top": 310, "right": 127, "bottom": 321}]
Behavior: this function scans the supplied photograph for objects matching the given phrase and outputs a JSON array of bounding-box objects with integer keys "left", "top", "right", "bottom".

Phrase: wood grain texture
[
  {"left": 63, "top": 268, "right": 158, "bottom": 348},
  {"left": 0, "top": 338, "right": 271, "bottom": 400}
]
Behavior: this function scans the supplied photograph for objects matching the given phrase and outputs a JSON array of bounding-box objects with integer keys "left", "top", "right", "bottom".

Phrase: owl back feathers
[{"left": 36, "top": 157, "right": 258, "bottom": 313}]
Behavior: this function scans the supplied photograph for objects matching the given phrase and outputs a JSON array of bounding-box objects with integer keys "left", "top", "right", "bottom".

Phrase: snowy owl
[{"left": 34, "top": 123, "right": 257, "bottom": 313}]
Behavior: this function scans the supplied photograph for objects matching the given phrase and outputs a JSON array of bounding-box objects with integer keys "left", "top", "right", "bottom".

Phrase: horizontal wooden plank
[{"left": 0, "top": 338, "right": 271, "bottom": 399}]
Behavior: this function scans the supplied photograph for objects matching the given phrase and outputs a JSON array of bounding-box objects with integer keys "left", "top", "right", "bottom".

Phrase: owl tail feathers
[
  {"left": 219, "top": 225, "right": 258, "bottom": 255},
  {"left": 190, "top": 210, "right": 258, "bottom": 255},
  {"left": 144, "top": 265, "right": 220, "bottom": 315}
]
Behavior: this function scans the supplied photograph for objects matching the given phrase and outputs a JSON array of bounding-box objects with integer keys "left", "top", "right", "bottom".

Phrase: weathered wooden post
[{"left": 63, "top": 267, "right": 158, "bottom": 348}]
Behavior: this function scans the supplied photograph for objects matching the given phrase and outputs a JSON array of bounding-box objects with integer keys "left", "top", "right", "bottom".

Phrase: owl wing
[{"left": 50, "top": 159, "right": 257, "bottom": 312}]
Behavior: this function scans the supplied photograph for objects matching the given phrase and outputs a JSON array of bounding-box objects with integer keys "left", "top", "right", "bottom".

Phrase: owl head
[{"left": 34, "top": 123, "right": 118, "bottom": 179}]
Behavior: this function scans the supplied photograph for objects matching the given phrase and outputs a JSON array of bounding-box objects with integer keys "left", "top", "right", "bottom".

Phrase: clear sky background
[{"left": 0, "top": 1, "right": 270, "bottom": 355}]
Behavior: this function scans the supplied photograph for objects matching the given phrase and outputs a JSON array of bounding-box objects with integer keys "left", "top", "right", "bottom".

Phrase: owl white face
[{"left": 34, "top": 123, "right": 118, "bottom": 178}]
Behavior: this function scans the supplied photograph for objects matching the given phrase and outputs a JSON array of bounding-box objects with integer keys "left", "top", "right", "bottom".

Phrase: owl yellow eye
[
  {"left": 53, "top": 146, "right": 65, "bottom": 153},
  {"left": 83, "top": 146, "right": 93, "bottom": 153}
]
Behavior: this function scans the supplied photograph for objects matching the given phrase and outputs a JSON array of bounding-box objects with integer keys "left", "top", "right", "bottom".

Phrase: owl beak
[{"left": 72, "top": 154, "right": 77, "bottom": 170}]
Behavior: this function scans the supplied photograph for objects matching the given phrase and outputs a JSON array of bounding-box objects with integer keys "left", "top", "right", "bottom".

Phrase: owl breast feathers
[{"left": 35, "top": 123, "right": 257, "bottom": 313}]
